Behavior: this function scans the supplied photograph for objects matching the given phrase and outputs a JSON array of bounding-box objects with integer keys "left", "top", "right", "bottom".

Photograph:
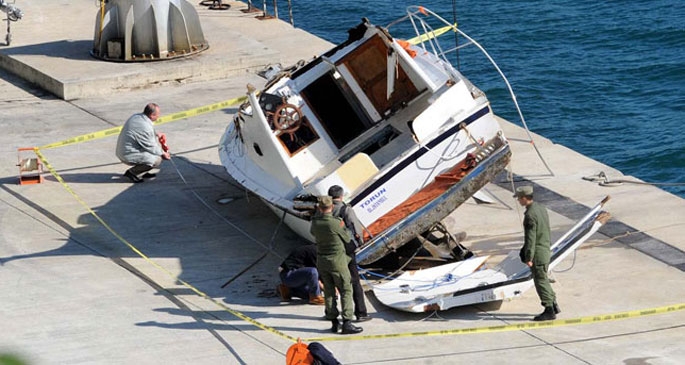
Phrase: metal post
[
  {"left": 262, "top": 0, "right": 267, "bottom": 17},
  {"left": 288, "top": 0, "right": 293, "bottom": 26},
  {"left": 273, "top": 0, "right": 278, "bottom": 19},
  {"left": 244, "top": 0, "right": 260, "bottom": 13}
]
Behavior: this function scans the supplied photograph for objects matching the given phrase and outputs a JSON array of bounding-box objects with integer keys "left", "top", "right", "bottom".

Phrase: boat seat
[
  {"left": 307, "top": 152, "right": 379, "bottom": 196},
  {"left": 336, "top": 153, "right": 379, "bottom": 193}
]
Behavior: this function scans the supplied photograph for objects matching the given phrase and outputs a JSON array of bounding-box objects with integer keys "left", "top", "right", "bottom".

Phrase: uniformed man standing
[
  {"left": 310, "top": 196, "right": 363, "bottom": 334},
  {"left": 515, "top": 185, "right": 560, "bottom": 321},
  {"left": 328, "top": 185, "right": 371, "bottom": 322}
]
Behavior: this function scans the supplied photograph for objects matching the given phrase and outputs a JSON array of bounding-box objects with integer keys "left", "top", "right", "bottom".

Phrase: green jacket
[
  {"left": 519, "top": 201, "right": 551, "bottom": 265},
  {"left": 310, "top": 213, "right": 351, "bottom": 270}
]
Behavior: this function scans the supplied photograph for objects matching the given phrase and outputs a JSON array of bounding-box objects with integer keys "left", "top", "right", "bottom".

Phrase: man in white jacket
[{"left": 116, "top": 103, "right": 170, "bottom": 183}]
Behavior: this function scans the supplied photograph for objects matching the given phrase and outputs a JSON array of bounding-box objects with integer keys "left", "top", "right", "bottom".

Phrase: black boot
[
  {"left": 341, "top": 320, "right": 363, "bottom": 334},
  {"left": 330, "top": 320, "right": 340, "bottom": 333},
  {"left": 533, "top": 306, "right": 556, "bottom": 321},
  {"left": 553, "top": 301, "right": 561, "bottom": 314},
  {"left": 124, "top": 169, "right": 143, "bottom": 183}
]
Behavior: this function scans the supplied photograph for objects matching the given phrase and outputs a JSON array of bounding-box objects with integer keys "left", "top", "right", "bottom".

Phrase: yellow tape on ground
[
  {"left": 304, "top": 302, "right": 685, "bottom": 342},
  {"left": 29, "top": 144, "right": 685, "bottom": 346},
  {"left": 40, "top": 95, "right": 247, "bottom": 150},
  {"left": 33, "top": 147, "right": 297, "bottom": 343},
  {"left": 154, "top": 95, "right": 247, "bottom": 126}
]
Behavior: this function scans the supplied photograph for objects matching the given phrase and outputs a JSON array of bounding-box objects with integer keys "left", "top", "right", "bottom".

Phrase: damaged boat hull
[
  {"left": 373, "top": 197, "right": 611, "bottom": 312},
  {"left": 356, "top": 138, "right": 511, "bottom": 265}
]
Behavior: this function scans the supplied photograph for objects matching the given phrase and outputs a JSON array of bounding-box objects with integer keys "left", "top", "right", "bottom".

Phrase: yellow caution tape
[
  {"left": 30, "top": 102, "right": 685, "bottom": 345},
  {"left": 154, "top": 95, "right": 247, "bottom": 126},
  {"left": 304, "top": 302, "right": 685, "bottom": 342},
  {"left": 33, "top": 146, "right": 297, "bottom": 343},
  {"left": 407, "top": 23, "right": 457, "bottom": 45},
  {"left": 40, "top": 95, "right": 247, "bottom": 150}
]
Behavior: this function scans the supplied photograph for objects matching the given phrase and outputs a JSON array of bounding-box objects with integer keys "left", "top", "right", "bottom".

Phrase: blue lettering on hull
[{"left": 360, "top": 187, "right": 387, "bottom": 213}]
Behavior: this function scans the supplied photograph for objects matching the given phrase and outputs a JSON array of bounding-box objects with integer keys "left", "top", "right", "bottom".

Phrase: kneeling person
[
  {"left": 116, "top": 103, "right": 170, "bottom": 183},
  {"left": 278, "top": 244, "right": 324, "bottom": 305}
]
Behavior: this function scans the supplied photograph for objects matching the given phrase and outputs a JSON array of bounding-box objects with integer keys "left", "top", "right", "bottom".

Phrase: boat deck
[{"left": 2, "top": 1, "right": 685, "bottom": 364}]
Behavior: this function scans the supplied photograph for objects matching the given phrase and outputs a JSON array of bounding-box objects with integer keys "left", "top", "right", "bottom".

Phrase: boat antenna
[{"left": 452, "top": 0, "right": 461, "bottom": 71}]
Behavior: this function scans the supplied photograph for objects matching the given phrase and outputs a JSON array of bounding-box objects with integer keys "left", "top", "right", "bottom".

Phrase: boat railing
[{"left": 388, "top": 6, "right": 554, "bottom": 176}]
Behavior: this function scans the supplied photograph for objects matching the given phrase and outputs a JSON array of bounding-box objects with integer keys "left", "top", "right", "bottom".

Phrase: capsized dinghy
[
  {"left": 219, "top": 6, "right": 514, "bottom": 265},
  {"left": 372, "top": 197, "right": 611, "bottom": 312}
]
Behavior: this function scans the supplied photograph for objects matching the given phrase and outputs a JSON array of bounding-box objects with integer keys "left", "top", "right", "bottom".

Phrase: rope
[
  {"left": 359, "top": 241, "right": 427, "bottom": 288},
  {"left": 555, "top": 222, "right": 685, "bottom": 273},
  {"left": 583, "top": 171, "right": 685, "bottom": 188},
  {"left": 551, "top": 249, "right": 577, "bottom": 273},
  {"left": 220, "top": 210, "right": 287, "bottom": 288},
  {"left": 400, "top": 6, "right": 555, "bottom": 177},
  {"left": 169, "top": 156, "right": 285, "bottom": 261},
  {"left": 582, "top": 222, "right": 685, "bottom": 249}
]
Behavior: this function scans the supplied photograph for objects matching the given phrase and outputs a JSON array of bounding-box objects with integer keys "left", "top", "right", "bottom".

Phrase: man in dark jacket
[
  {"left": 516, "top": 185, "right": 560, "bottom": 321},
  {"left": 328, "top": 185, "right": 371, "bottom": 322},
  {"left": 278, "top": 244, "right": 324, "bottom": 305},
  {"left": 310, "top": 196, "right": 362, "bottom": 335}
]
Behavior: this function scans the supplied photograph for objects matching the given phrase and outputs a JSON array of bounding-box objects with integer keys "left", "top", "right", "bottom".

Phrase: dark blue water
[{"left": 278, "top": 0, "right": 685, "bottom": 197}]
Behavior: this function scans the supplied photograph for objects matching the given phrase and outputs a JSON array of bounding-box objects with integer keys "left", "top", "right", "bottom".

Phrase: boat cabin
[{"left": 236, "top": 20, "right": 478, "bottom": 203}]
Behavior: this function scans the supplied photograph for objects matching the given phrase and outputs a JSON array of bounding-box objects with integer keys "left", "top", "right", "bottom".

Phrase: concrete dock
[{"left": 1, "top": 1, "right": 684, "bottom": 364}]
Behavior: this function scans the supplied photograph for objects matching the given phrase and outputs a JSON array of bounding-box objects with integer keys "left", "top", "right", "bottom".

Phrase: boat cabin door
[{"left": 337, "top": 34, "right": 420, "bottom": 119}]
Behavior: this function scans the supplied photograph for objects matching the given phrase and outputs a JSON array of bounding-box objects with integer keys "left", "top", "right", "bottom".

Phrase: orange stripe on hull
[{"left": 364, "top": 153, "right": 477, "bottom": 240}]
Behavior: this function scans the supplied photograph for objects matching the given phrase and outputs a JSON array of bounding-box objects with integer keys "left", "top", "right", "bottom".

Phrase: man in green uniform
[
  {"left": 328, "top": 185, "right": 371, "bottom": 322},
  {"left": 516, "top": 185, "right": 560, "bottom": 321},
  {"left": 310, "top": 196, "right": 363, "bottom": 334}
]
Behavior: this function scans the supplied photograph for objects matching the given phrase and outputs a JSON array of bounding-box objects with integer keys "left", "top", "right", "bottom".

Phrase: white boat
[
  {"left": 372, "top": 197, "right": 611, "bottom": 312},
  {"left": 219, "top": 6, "right": 513, "bottom": 265}
]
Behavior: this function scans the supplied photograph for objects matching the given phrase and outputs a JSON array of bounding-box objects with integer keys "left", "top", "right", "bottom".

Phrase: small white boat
[
  {"left": 219, "top": 6, "right": 513, "bottom": 265},
  {"left": 372, "top": 197, "right": 611, "bottom": 312}
]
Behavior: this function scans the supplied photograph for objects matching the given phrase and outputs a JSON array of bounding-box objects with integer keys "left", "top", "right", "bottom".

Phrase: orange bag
[{"left": 285, "top": 338, "right": 314, "bottom": 365}]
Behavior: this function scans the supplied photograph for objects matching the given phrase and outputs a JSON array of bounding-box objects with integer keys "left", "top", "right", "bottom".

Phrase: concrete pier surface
[{"left": 1, "top": 1, "right": 684, "bottom": 364}]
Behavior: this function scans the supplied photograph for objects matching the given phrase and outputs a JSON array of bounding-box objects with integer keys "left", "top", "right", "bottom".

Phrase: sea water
[{"left": 276, "top": 0, "right": 684, "bottom": 197}]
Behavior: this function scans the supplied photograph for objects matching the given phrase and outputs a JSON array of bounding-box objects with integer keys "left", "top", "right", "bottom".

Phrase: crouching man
[
  {"left": 116, "top": 103, "right": 170, "bottom": 183},
  {"left": 278, "top": 244, "right": 325, "bottom": 305}
]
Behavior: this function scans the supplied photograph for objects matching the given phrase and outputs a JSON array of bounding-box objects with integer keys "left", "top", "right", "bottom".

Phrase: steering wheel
[{"left": 272, "top": 103, "right": 303, "bottom": 134}]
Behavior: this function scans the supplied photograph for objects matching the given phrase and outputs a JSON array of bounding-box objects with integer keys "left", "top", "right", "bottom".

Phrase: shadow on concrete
[
  {"left": 0, "top": 68, "right": 56, "bottom": 99},
  {"left": 1, "top": 39, "right": 93, "bottom": 60},
  {"left": 0, "top": 151, "right": 316, "bottom": 360},
  {"left": 145, "top": 306, "right": 332, "bottom": 335},
  {"left": 44, "top": 172, "right": 131, "bottom": 184},
  {"left": 2, "top": 151, "right": 653, "bottom": 348},
  {"left": 0, "top": 151, "right": 307, "bottom": 318}
]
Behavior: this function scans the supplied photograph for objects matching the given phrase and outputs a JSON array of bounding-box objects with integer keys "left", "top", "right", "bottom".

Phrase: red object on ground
[{"left": 158, "top": 133, "right": 169, "bottom": 152}]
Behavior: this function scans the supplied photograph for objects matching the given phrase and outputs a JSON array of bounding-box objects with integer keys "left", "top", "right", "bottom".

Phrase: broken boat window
[
  {"left": 277, "top": 117, "right": 319, "bottom": 156},
  {"left": 300, "top": 72, "right": 371, "bottom": 148},
  {"left": 259, "top": 93, "right": 284, "bottom": 115},
  {"left": 258, "top": 92, "right": 319, "bottom": 155}
]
